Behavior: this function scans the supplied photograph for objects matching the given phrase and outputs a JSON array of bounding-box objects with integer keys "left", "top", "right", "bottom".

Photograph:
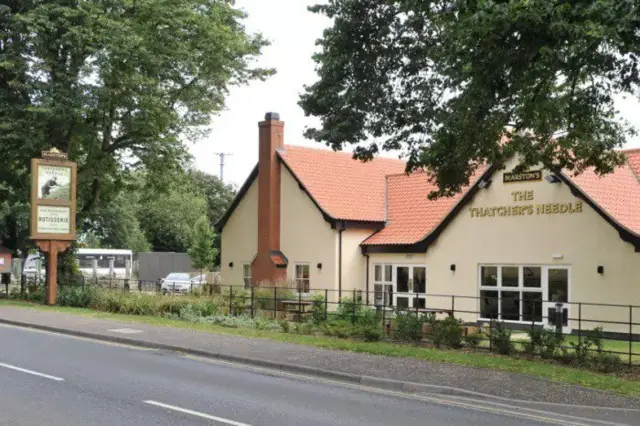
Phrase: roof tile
[
  {"left": 278, "top": 145, "right": 406, "bottom": 222},
  {"left": 625, "top": 148, "right": 640, "bottom": 179}
]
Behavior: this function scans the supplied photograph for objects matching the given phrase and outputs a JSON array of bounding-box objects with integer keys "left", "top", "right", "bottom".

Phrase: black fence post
[
  {"left": 489, "top": 319, "right": 493, "bottom": 352},
  {"left": 20, "top": 274, "right": 25, "bottom": 297},
  {"left": 273, "top": 286, "right": 277, "bottom": 319},
  {"left": 382, "top": 304, "right": 386, "bottom": 336},
  {"left": 578, "top": 303, "right": 582, "bottom": 343},
  {"left": 229, "top": 285, "right": 233, "bottom": 316},
  {"left": 352, "top": 289, "right": 356, "bottom": 324},
  {"left": 250, "top": 286, "right": 255, "bottom": 319},
  {"left": 324, "top": 289, "right": 328, "bottom": 321},
  {"left": 555, "top": 302, "right": 563, "bottom": 335},
  {"left": 298, "top": 289, "right": 302, "bottom": 322},
  {"left": 451, "top": 295, "right": 455, "bottom": 317},
  {"left": 629, "top": 305, "right": 633, "bottom": 367},
  {"left": 124, "top": 279, "right": 130, "bottom": 293}
]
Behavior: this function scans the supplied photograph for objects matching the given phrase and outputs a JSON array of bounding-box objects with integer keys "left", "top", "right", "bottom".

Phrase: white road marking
[
  {"left": 0, "top": 362, "right": 64, "bottom": 382},
  {"left": 144, "top": 400, "right": 251, "bottom": 426},
  {"left": 108, "top": 328, "right": 143, "bottom": 334}
]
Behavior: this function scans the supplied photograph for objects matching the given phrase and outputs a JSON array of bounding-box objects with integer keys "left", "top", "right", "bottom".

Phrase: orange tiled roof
[
  {"left": 362, "top": 167, "right": 489, "bottom": 245},
  {"left": 625, "top": 148, "right": 640, "bottom": 179},
  {"left": 567, "top": 162, "right": 640, "bottom": 235},
  {"left": 278, "top": 145, "right": 406, "bottom": 222}
]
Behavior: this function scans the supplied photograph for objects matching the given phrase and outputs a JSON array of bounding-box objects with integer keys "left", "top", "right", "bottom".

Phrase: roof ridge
[{"left": 282, "top": 144, "right": 406, "bottom": 163}]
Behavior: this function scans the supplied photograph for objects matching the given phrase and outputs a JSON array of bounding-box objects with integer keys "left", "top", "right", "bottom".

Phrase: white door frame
[
  {"left": 393, "top": 265, "right": 427, "bottom": 309},
  {"left": 542, "top": 265, "right": 572, "bottom": 334}
]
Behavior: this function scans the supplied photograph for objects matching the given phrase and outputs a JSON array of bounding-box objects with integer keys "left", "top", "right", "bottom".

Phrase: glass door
[
  {"left": 543, "top": 267, "right": 571, "bottom": 333},
  {"left": 393, "top": 266, "right": 427, "bottom": 309}
]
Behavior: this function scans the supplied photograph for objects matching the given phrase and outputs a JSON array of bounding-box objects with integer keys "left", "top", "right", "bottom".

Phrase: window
[
  {"left": 373, "top": 264, "right": 393, "bottom": 307},
  {"left": 295, "top": 264, "right": 310, "bottom": 293},
  {"left": 243, "top": 264, "right": 252, "bottom": 289},
  {"left": 479, "top": 265, "right": 543, "bottom": 323}
]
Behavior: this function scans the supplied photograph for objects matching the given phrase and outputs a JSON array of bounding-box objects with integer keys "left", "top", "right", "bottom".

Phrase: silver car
[{"left": 161, "top": 273, "right": 206, "bottom": 294}]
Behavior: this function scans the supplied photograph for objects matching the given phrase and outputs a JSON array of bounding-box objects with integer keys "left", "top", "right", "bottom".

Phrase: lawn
[{"left": 1, "top": 300, "right": 639, "bottom": 397}]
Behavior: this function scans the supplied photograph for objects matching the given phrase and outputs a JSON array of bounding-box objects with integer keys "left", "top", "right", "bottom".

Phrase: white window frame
[
  {"left": 294, "top": 263, "right": 310, "bottom": 294},
  {"left": 478, "top": 264, "right": 545, "bottom": 324},
  {"left": 242, "top": 264, "right": 252, "bottom": 289},
  {"left": 373, "top": 264, "right": 393, "bottom": 307}
]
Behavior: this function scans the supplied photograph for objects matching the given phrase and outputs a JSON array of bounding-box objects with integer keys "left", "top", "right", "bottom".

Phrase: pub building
[{"left": 218, "top": 113, "right": 640, "bottom": 336}]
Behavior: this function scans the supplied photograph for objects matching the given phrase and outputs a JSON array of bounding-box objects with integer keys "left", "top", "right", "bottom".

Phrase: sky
[{"left": 190, "top": 0, "right": 640, "bottom": 188}]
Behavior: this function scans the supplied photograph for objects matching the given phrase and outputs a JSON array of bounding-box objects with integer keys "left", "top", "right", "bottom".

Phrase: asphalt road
[{"left": 0, "top": 325, "right": 627, "bottom": 426}]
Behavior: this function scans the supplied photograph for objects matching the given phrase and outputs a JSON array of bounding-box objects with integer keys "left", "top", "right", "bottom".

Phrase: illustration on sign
[
  {"left": 37, "top": 206, "right": 71, "bottom": 234},
  {"left": 38, "top": 165, "right": 71, "bottom": 200}
]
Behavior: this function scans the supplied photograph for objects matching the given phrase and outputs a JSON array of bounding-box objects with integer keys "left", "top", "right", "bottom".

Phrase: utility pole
[{"left": 214, "top": 152, "right": 233, "bottom": 182}]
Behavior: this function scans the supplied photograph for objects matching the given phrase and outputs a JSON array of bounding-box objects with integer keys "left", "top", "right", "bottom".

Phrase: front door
[
  {"left": 543, "top": 267, "right": 571, "bottom": 333},
  {"left": 394, "top": 266, "right": 427, "bottom": 310}
]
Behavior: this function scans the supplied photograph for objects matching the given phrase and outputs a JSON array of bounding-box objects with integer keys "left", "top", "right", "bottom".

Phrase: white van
[{"left": 23, "top": 253, "right": 46, "bottom": 280}]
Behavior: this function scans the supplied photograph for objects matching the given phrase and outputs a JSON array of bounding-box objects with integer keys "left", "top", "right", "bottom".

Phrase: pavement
[{"left": 0, "top": 305, "right": 638, "bottom": 422}]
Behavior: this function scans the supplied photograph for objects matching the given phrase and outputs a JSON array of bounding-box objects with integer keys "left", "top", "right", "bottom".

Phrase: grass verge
[{"left": 1, "top": 300, "right": 639, "bottom": 397}]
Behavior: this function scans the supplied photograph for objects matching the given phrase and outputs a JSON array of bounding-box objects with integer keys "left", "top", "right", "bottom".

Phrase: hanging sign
[{"left": 30, "top": 148, "right": 77, "bottom": 241}]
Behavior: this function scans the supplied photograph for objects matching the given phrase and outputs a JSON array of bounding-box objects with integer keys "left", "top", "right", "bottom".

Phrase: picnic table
[{"left": 280, "top": 300, "right": 314, "bottom": 322}]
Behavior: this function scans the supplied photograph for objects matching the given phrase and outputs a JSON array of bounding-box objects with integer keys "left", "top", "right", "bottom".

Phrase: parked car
[{"left": 160, "top": 273, "right": 207, "bottom": 294}]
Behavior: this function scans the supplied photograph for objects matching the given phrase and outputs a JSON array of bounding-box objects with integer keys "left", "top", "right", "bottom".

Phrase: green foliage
[
  {"left": 463, "top": 332, "right": 483, "bottom": 349},
  {"left": 336, "top": 296, "right": 367, "bottom": 323},
  {"left": 525, "top": 328, "right": 565, "bottom": 359},
  {"left": 221, "top": 287, "right": 249, "bottom": 316},
  {"left": 310, "top": 293, "right": 326, "bottom": 324},
  {"left": 430, "top": 317, "right": 464, "bottom": 349},
  {"left": 301, "top": 0, "right": 636, "bottom": 198},
  {"left": 188, "top": 216, "right": 217, "bottom": 271},
  {"left": 57, "top": 286, "right": 100, "bottom": 308},
  {"left": 393, "top": 310, "right": 424, "bottom": 343},
  {"left": 138, "top": 186, "right": 209, "bottom": 252},
  {"left": 279, "top": 320, "right": 291, "bottom": 333},
  {"left": 589, "top": 352, "right": 622, "bottom": 374},
  {"left": 0, "top": 0, "right": 271, "bottom": 254},
  {"left": 490, "top": 322, "right": 513, "bottom": 355}
]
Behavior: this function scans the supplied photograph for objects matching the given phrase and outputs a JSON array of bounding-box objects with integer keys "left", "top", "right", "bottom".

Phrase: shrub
[
  {"left": 57, "top": 287, "right": 100, "bottom": 308},
  {"left": 320, "top": 320, "right": 356, "bottom": 339},
  {"left": 358, "top": 323, "right": 383, "bottom": 342},
  {"left": 394, "top": 310, "right": 424, "bottom": 343},
  {"left": 490, "top": 321, "right": 513, "bottom": 355},
  {"left": 336, "top": 297, "right": 365, "bottom": 323},
  {"left": 221, "top": 288, "right": 249, "bottom": 315},
  {"left": 430, "top": 316, "right": 464, "bottom": 348},
  {"left": 463, "top": 332, "right": 483, "bottom": 348},
  {"left": 570, "top": 326, "right": 605, "bottom": 365},
  {"left": 589, "top": 351, "right": 622, "bottom": 373},
  {"left": 310, "top": 293, "right": 326, "bottom": 324},
  {"left": 526, "top": 327, "right": 565, "bottom": 359},
  {"left": 279, "top": 320, "right": 291, "bottom": 333}
]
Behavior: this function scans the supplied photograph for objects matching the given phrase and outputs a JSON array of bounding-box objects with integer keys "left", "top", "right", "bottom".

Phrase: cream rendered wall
[
  {"left": 340, "top": 229, "right": 378, "bottom": 298},
  {"left": 280, "top": 168, "right": 338, "bottom": 294},
  {"left": 426, "top": 157, "right": 640, "bottom": 333},
  {"left": 220, "top": 180, "right": 259, "bottom": 286}
]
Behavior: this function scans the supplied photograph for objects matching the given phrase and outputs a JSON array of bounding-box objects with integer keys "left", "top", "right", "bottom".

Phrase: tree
[
  {"left": 186, "top": 170, "right": 237, "bottom": 225},
  {"left": 188, "top": 216, "right": 217, "bottom": 273},
  {"left": 0, "top": 0, "right": 272, "bottom": 253},
  {"left": 185, "top": 169, "right": 236, "bottom": 265},
  {"left": 300, "top": 1, "right": 638, "bottom": 197},
  {"left": 137, "top": 185, "right": 209, "bottom": 253}
]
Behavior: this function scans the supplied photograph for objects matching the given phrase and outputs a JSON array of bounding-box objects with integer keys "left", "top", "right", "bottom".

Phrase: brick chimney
[{"left": 252, "top": 112, "right": 288, "bottom": 285}]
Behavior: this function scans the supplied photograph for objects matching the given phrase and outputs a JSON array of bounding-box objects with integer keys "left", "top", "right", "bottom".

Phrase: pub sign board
[
  {"left": 0, "top": 247, "right": 11, "bottom": 274},
  {"left": 30, "top": 149, "right": 77, "bottom": 241},
  {"left": 503, "top": 170, "right": 543, "bottom": 184}
]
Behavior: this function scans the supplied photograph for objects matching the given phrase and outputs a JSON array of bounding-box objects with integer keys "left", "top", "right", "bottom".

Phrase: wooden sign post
[{"left": 30, "top": 148, "right": 77, "bottom": 305}]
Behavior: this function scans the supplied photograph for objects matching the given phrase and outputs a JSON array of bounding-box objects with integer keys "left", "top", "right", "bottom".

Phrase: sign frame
[{"left": 30, "top": 157, "right": 77, "bottom": 241}]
